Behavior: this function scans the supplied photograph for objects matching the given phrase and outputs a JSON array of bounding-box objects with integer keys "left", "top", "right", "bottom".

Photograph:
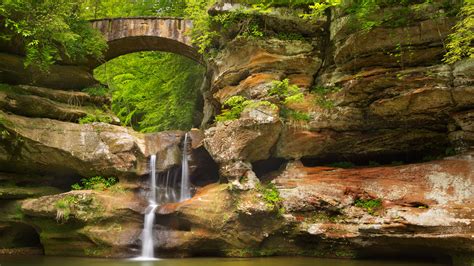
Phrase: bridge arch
[{"left": 90, "top": 17, "right": 203, "bottom": 66}]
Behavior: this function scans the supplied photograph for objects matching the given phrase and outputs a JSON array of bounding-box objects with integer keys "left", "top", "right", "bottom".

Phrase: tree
[{"left": 0, "top": 0, "right": 107, "bottom": 70}]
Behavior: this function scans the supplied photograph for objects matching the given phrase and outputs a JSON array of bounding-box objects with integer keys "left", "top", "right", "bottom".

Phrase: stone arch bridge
[
  {"left": 0, "top": 17, "right": 204, "bottom": 89},
  {"left": 90, "top": 17, "right": 202, "bottom": 66}
]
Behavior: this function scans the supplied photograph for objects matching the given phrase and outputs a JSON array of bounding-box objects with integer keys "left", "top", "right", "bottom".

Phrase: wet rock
[{"left": 145, "top": 131, "right": 184, "bottom": 172}]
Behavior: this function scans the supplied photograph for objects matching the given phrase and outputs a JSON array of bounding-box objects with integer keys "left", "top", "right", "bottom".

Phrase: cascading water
[
  {"left": 135, "top": 154, "right": 158, "bottom": 260},
  {"left": 135, "top": 134, "right": 193, "bottom": 259},
  {"left": 180, "top": 133, "right": 191, "bottom": 201}
]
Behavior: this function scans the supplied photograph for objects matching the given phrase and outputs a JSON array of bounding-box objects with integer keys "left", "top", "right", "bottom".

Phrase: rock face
[
  {"left": 0, "top": 53, "right": 97, "bottom": 90},
  {"left": 0, "top": 84, "right": 117, "bottom": 123},
  {"left": 154, "top": 152, "right": 474, "bottom": 261},
  {"left": 0, "top": 110, "right": 187, "bottom": 179},
  {"left": 203, "top": 2, "right": 474, "bottom": 175},
  {"left": 21, "top": 190, "right": 143, "bottom": 257}
]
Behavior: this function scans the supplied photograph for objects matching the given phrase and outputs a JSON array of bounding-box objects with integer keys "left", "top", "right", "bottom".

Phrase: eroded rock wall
[{"left": 154, "top": 152, "right": 473, "bottom": 260}]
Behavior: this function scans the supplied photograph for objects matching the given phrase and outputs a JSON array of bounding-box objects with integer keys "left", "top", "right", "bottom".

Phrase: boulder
[
  {"left": 21, "top": 190, "right": 143, "bottom": 257},
  {"left": 204, "top": 103, "right": 282, "bottom": 185}
]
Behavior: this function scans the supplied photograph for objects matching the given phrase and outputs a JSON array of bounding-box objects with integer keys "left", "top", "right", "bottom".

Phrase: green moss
[
  {"left": 310, "top": 85, "right": 341, "bottom": 110},
  {"left": 77, "top": 110, "right": 113, "bottom": 125},
  {"left": 225, "top": 247, "right": 281, "bottom": 257},
  {"left": 334, "top": 249, "right": 357, "bottom": 258},
  {"left": 0, "top": 201, "right": 24, "bottom": 222},
  {"left": 276, "top": 32, "right": 306, "bottom": 41},
  {"left": 354, "top": 198, "right": 382, "bottom": 215},
  {"left": 0, "top": 186, "right": 62, "bottom": 200},
  {"left": 308, "top": 211, "right": 346, "bottom": 223},
  {"left": 84, "top": 246, "right": 107, "bottom": 257},
  {"left": 54, "top": 194, "right": 104, "bottom": 222},
  {"left": 256, "top": 183, "right": 285, "bottom": 215}
]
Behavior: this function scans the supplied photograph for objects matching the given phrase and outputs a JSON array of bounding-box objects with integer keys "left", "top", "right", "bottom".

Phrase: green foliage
[
  {"left": 300, "top": 0, "right": 341, "bottom": 20},
  {"left": 0, "top": 0, "right": 107, "bottom": 70},
  {"left": 269, "top": 79, "right": 312, "bottom": 122},
  {"left": 94, "top": 52, "right": 205, "bottom": 132},
  {"left": 354, "top": 198, "right": 382, "bottom": 215},
  {"left": 215, "top": 96, "right": 252, "bottom": 122},
  {"left": 256, "top": 183, "right": 284, "bottom": 215},
  {"left": 185, "top": 0, "right": 218, "bottom": 54},
  {"left": 71, "top": 176, "right": 118, "bottom": 191},
  {"left": 215, "top": 96, "right": 278, "bottom": 122},
  {"left": 280, "top": 107, "right": 311, "bottom": 121},
  {"left": 269, "top": 79, "right": 303, "bottom": 100},
  {"left": 80, "top": 0, "right": 187, "bottom": 19},
  {"left": 78, "top": 110, "right": 113, "bottom": 124},
  {"left": 310, "top": 85, "right": 341, "bottom": 109},
  {"left": 55, "top": 195, "right": 78, "bottom": 221},
  {"left": 185, "top": 0, "right": 272, "bottom": 55},
  {"left": 342, "top": 0, "right": 461, "bottom": 32},
  {"left": 82, "top": 85, "right": 109, "bottom": 97},
  {"left": 444, "top": 1, "right": 474, "bottom": 64}
]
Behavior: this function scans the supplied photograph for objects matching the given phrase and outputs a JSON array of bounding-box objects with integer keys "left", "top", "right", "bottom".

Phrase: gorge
[{"left": 0, "top": 0, "right": 473, "bottom": 265}]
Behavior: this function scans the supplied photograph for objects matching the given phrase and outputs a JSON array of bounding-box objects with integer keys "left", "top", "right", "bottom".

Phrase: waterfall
[
  {"left": 134, "top": 133, "right": 192, "bottom": 259},
  {"left": 135, "top": 155, "right": 158, "bottom": 260},
  {"left": 180, "top": 133, "right": 191, "bottom": 201}
]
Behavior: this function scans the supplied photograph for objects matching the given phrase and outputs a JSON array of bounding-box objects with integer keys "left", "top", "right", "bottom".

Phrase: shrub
[
  {"left": 269, "top": 79, "right": 301, "bottom": 99},
  {"left": 71, "top": 176, "right": 118, "bottom": 191},
  {"left": 215, "top": 96, "right": 252, "bottom": 122},
  {"left": 444, "top": 1, "right": 474, "bottom": 64},
  {"left": 0, "top": 0, "right": 106, "bottom": 70}
]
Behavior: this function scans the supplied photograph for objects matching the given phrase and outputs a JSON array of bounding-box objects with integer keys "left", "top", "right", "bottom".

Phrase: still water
[{"left": 0, "top": 256, "right": 449, "bottom": 266}]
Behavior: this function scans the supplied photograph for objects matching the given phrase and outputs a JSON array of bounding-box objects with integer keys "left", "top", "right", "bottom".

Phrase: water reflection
[{"left": 0, "top": 256, "right": 449, "bottom": 266}]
